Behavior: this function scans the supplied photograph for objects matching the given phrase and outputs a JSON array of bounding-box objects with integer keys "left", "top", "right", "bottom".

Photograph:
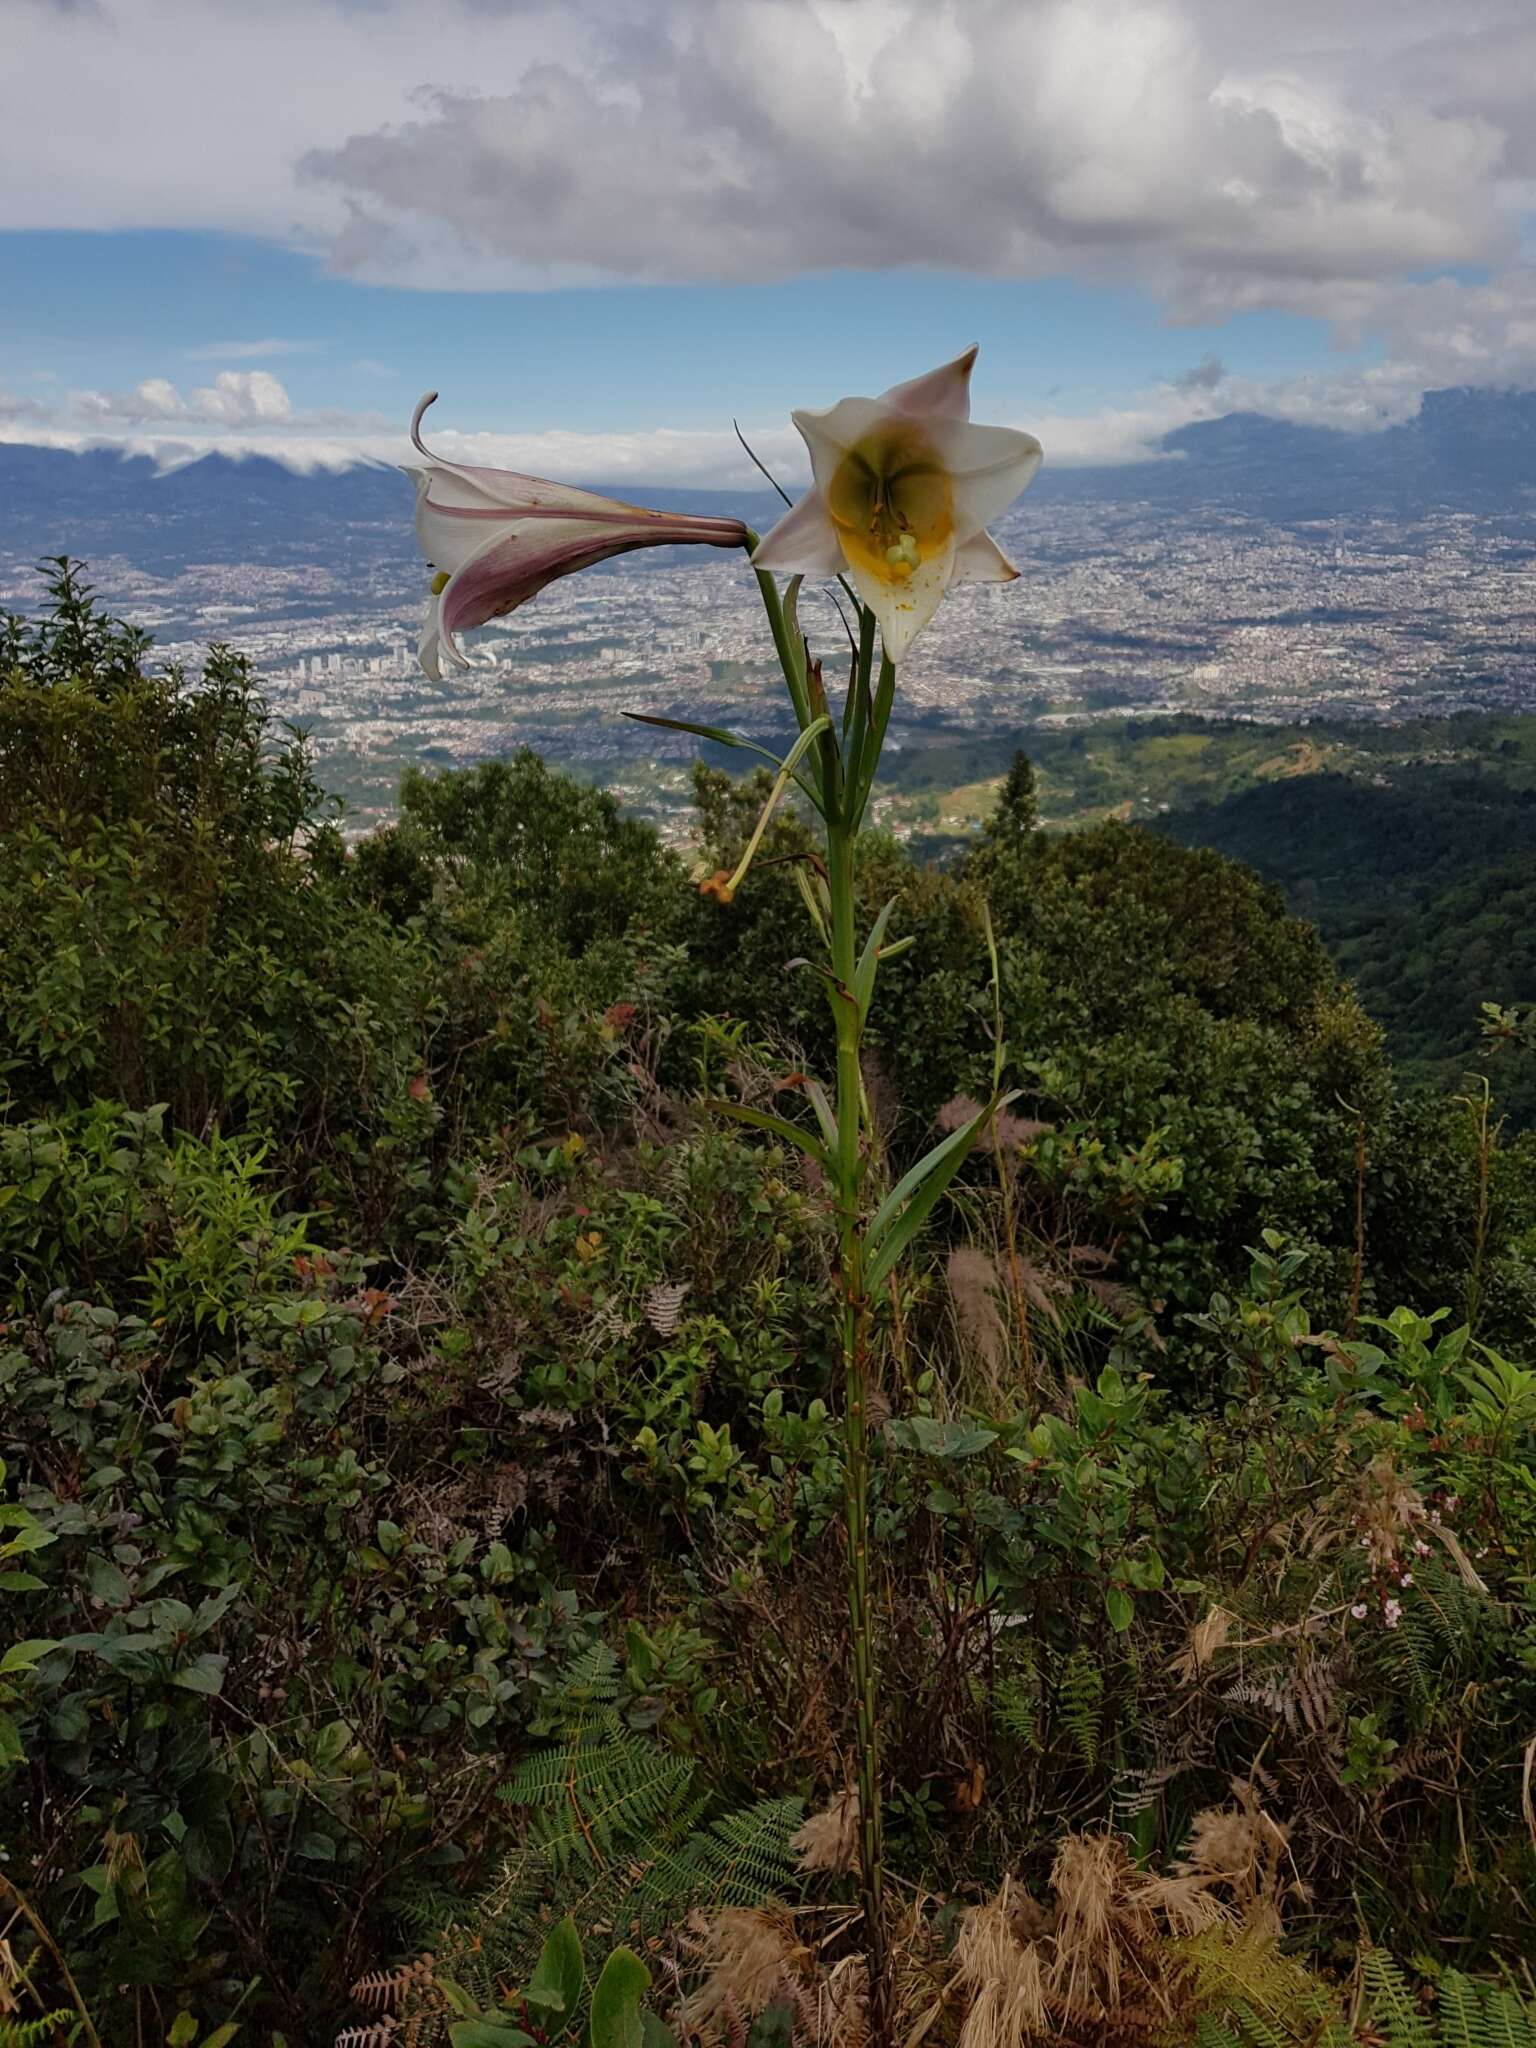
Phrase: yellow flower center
[{"left": 826, "top": 425, "right": 954, "bottom": 586}]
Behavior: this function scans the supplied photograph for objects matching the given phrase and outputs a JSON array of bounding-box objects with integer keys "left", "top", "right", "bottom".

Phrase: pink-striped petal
[{"left": 403, "top": 393, "right": 750, "bottom": 672}]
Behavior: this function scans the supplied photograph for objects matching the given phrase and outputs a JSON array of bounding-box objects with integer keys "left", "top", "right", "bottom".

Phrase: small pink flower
[
  {"left": 1350, "top": 1602, "right": 1368, "bottom": 1620},
  {"left": 1383, "top": 1598, "right": 1403, "bottom": 1629},
  {"left": 1399, "top": 1572, "right": 1413, "bottom": 1586},
  {"left": 1414, "top": 1540, "right": 1432, "bottom": 1557}
]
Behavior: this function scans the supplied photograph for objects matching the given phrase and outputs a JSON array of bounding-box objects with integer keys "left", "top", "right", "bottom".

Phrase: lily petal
[
  {"left": 846, "top": 532, "right": 957, "bottom": 662},
  {"left": 750, "top": 486, "right": 845, "bottom": 577},
  {"left": 952, "top": 529, "right": 1020, "bottom": 583},
  {"left": 928, "top": 419, "right": 1045, "bottom": 540},
  {"left": 879, "top": 345, "right": 978, "bottom": 423},
  {"left": 758, "top": 351, "right": 1042, "bottom": 659}
]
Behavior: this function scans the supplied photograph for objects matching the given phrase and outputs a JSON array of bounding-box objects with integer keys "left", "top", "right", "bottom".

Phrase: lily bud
[{"left": 404, "top": 395, "right": 750, "bottom": 679}]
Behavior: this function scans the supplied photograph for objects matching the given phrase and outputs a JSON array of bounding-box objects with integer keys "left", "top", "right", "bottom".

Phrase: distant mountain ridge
[
  {"left": 1138, "top": 386, "right": 1536, "bottom": 511},
  {"left": 2, "top": 384, "right": 1533, "bottom": 571}
]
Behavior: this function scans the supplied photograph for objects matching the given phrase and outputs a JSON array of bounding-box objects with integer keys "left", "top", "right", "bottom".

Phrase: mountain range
[{"left": 3, "top": 385, "right": 1535, "bottom": 574}]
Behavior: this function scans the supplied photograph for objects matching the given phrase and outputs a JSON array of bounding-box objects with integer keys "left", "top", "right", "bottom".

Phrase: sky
[{"left": 3, "top": 0, "right": 1534, "bottom": 486}]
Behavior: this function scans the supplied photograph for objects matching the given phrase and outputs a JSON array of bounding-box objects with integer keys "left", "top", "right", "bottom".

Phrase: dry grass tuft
[
  {"left": 947, "top": 1810, "right": 1304, "bottom": 2048},
  {"left": 679, "top": 1906, "right": 868, "bottom": 2048},
  {"left": 952, "top": 1880, "right": 1052, "bottom": 2048},
  {"left": 1176, "top": 1780, "right": 1301, "bottom": 1936},
  {"left": 1172, "top": 1604, "right": 1236, "bottom": 1683},
  {"left": 947, "top": 1247, "right": 1008, "bottom": 1378},
  {"left": 791, "top": 1790, "right": 861, "bottom": 1876}
]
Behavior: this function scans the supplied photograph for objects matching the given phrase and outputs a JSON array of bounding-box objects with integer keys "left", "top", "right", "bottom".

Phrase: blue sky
[
  {"left": 1, "top": 229, "right": 1370, "bottom": 430},
  {"left": 2, "top": 0, "right": 1532, "bottom": 482}
]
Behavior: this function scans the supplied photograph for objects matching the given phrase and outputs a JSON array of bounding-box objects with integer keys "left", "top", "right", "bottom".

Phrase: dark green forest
[
  {"left": 3, "top": 569, "right": 1535, "bottom": 2047},
  {"left": 1161, "top": 765, "right": 1536, "bottom": 1122}
]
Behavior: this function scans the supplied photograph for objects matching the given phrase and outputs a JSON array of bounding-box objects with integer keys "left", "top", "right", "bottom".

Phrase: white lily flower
[
  {"left": 404, "top": 394, "right": 750, "bottom": 680},
  {"left": 752, "top": 347, "right": 1043, "bottom": 661}
]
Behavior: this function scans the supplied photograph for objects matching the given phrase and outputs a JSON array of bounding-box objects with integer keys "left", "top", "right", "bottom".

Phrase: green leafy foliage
[{"left": 3, "top": 573, "right": 1535, "bottom": 2041}]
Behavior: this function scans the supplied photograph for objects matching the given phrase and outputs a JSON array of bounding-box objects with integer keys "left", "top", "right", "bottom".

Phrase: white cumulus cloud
[{"left": 71, "top": 371, "right": 295, "bottom": 428}]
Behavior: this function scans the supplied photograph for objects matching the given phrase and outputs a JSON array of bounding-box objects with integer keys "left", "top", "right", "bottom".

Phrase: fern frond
[
  {"left": 1058, "top": 1645, "right": 1103, "bottom": 1770},
  {"left": 0, "top": 2014, "right": 75, "bottom": 2048},
  {"left": 1173, "top": 1925, "right": 1348, "bottom": 2047},
  {"left": 991, "top": 1646, "right": 1040, "bottom": 1752},
  {"left": 428, "top": 1663, "right": 805, "bottom": 2013},
  {"left": 638, "top": 1796, "right": 805, "bottom": 1929},
  {"left": 1360, "top": 1949, "right": 1435, "bottom": 2048},
  {"left": 1437, "top": 1972, "right": 1536, "bottom": 2048},
  {"left": 351, "top": 1960, "right": 437, "bottom": 2011},
  {"left": 1193, "top": 2016, "right": 1247, "bottom": 2048}
]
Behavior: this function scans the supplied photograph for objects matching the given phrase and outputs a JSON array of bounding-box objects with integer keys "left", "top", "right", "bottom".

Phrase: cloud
[
  {"left": 1174, "top": 355, "right": 1228, "bottom": 391},
  {"left": 0, "top": 384, "right": 48, "bottom": 425},
  {"left": 71, "top": 370, "right": 295, "bottom": 428},
  {"left": 183, "top": 338, "right": 321, "bottom": 361},
  {"left": 5, "top": 0, "right": 1535, "bottom": 419},
  {"left": 0, "top": 350, "right": 1460, "bottom": 483},
  {"left": 293, "top": 0, "right": 1522, "bottom": 312}
]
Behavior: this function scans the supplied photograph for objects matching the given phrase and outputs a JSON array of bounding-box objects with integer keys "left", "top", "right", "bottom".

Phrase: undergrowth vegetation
[{"left": 2, "top": 568, "right": 1534, "bottom": 2044}]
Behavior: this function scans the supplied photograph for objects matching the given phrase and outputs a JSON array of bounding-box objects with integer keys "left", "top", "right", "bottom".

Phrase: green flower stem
[
  {"left": 826, "top": 807, "right": 888, "bottom": 2008},
  {"left": 748, "top": 543, "right": 890, "bottom": 2017}
]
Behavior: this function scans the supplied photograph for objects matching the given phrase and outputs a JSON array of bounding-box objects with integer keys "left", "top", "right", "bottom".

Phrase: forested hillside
[
  {"left": 3, "top": 570, "right": 1535, "bottom": 2046},
  {"left": 874, "top": 715, "right": 1536, "bottom": 1122},
  {"left": 1162, "top": 765, "right": 1536, "bottom": 1119}
]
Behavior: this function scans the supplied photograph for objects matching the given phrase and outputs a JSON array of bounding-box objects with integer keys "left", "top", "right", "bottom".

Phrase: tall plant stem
[
  {"left": 826, "top": 813, "right": 887, "bottom": 2009},
  {"left": 749, "top": 543, "right": 889, "bottom": 2025}
]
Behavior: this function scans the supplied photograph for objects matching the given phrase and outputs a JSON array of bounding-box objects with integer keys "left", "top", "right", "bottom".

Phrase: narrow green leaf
[
  {"left": 865, "top": 1092, "right": 1020, "bottom": 1292},
  {"left": 622, "top": 709, "right": 742, "bottom": 745},
  {"left": 1105, "top": 1587, "right": 1134, "bottom": 1632},
  {"left": 621, "top": 714, "right": 824, "bottom": 812},
  {"left": 853, "top": 651, "right": 897, "bottom": 822},
  {"left": 802, "top": 1078, "right": 838, "bottom": 1155},
  {"left": 702, "top": 1098, "right": 829, "bottom": 1170},
  {"left": 867, "top": 1091, "right": 1017, "bottom": 1252},
  {"left": 716, "top": 716, "right": 833, "bottom": 894},
  {"left": 853, "top": 898, "right": 900, "bottom": 1023}
]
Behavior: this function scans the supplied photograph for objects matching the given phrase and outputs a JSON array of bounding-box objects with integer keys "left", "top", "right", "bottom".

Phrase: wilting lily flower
[
  {"left": 752, "top": 348, "right": 1042, "bottom": 661},
  {"left": 405, "top": 395, "right": 751, "bottom": 679}
]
